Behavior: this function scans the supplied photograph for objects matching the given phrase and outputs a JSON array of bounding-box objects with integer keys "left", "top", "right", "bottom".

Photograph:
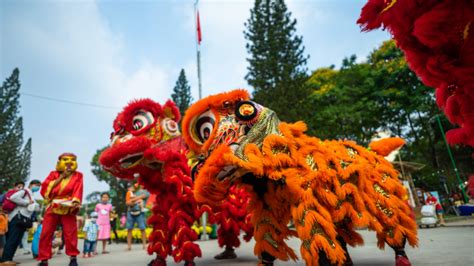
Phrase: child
[
  {"left": 120, "top": 213, "right": 126, "bottom": 228},
  {"left": 32, "top": 220, "right": 43, "bottom": 259},
  {"left": 83, "top": 212, "right": 99, "bottom": 258},
  {"left": 95, "top": 192, "right": 112, "bottom": 254},
  {"left": 0, "top": 207, "right": 8, "bottom": 257},
  {"left": 52, "top": 230, "right": 63, "bottom": 255}
]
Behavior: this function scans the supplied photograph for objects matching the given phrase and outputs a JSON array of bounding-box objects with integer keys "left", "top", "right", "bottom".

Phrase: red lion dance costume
[
  {"left": 182, "top": 90, "right": 418, "bottom": 266},
  {"left": 99, "top": 99, "right": 252, "bottom": 266},
  {"left": 358, "top": 0, "right": 474, "bottom": 148}
]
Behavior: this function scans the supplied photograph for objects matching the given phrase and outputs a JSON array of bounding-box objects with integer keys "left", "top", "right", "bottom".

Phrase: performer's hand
[{"left": 72, "top": 201, "right": 81, "bottom": 208}]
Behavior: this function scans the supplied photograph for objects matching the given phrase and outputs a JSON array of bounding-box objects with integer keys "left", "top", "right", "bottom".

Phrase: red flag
[{"left": 197, "top": 10, "right": 202, "bottom": 44}]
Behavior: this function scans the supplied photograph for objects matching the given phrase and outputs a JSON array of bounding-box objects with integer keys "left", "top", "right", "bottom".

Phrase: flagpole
[
  {"left": 194, "top": 0, "right": 202, "bottom": 100},
  {"left": 194, "top": 0, "right": 208, "bottom": 241}
]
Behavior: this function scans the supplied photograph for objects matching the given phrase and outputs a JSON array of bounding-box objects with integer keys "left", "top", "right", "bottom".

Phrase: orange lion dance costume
[
  {"left": 182, "top": 90, "right": 418, "bottom": 266},
  {"left": 99, "top": 99, "right": 252, "bottom": 266},
  {"left": 358, "top": 0, "right": 474, "bottom": 148}
]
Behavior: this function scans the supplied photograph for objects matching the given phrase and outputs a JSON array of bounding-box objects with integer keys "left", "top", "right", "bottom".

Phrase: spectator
[
  {"left": 51, "top": 230, "right": 63, "bottom": 255},
  {"left": 31, "top": 219, "right": 43, "bottom": 259},
  {"left": 109, "top": 208, "right": 119, "bottom": 244},
  {"left": 20, "top": 228, "right": 31, "bottom": 255},
  {"left": 0, "top": 180, "right": 41, "bottom": 264},
  {"left": 95, "top": 192, "right": 112, "bottom": 254},
  {"left": 425, "top": 192, "right": 446, "bottom": 226},
  {"left": 0, "top": 206, "right": 7, "bottom": 257},
  {"left": 0, "top": 181, "right": 25, "bottom": 212},
  {"left": 125, "top": 184, "right": 149, "bottom": 251},
  {"left": 119, "top": 213, "right": 126, "bottom": 228},
  {"left": 82, "top": 212, "right": 99, "bottom": 258}
]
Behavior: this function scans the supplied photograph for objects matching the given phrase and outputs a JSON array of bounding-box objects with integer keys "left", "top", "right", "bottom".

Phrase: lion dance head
[
  {"left": 182, "top": 89, "right": 283, "bottom": 203},
  {"left": 100, "top": 99, "right": 185, "bottom": 191}
]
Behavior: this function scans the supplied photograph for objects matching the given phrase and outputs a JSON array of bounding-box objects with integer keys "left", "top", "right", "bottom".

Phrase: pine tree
[
  {"left": 244, "top": 0, "right": 310, "bottom": 123},
  {"left": 0, "top": 68, "right": 32, "bottom": 191},
  {"left": 171, "top": 69, "right": 193, "bottom": 116}
]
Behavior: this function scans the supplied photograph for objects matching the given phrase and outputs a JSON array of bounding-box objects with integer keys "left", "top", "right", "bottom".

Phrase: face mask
[
  {"left": 101, "top": 200, "right": 109, "bottom": 204},
  {"left": 31, "top": 186, "right": 40, "bottom": 193},
  {"left": 91, "top": 218, "right": 97, "bottom": 223}
]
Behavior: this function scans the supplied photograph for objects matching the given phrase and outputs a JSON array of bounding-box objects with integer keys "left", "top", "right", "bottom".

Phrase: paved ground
[{"left": 12, "top": 223, "right": 474, "bottom": 266}]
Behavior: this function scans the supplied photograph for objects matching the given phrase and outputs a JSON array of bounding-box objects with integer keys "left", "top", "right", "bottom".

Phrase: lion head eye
[
  {"left": 195, "top": 110, "right": 215, "bottom": 143},
  {"left": 131, "top": 110, "right": 154, "bottom": 132}
]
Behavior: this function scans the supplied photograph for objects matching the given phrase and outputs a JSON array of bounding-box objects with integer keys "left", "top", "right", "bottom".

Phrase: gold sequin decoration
[
  {"left": 263, "top": 232, "right": 279, "bottom": 249},
  {"left": 346, "top": 147, "right": 357, "bottom": 159},
  {"left": 386, "top": 227, "right": 395, "bottom": 238},
  {"left": 300, "top": 209, "right": 308, "bottom": 226},
  {"left": 272, "top": 145, "right": 289, "bottom": 155},
  {"left": 374, "top": 184, "right": 390, "bottom": 198},
  {"left": 302, "top": 181, "right": 312, "bottom": 191},
  {"left": 305, "top": 154, "right": 318, "bottom": 171},
  {"left": 302, "top": 240, "right": 311, "bottom": 250},
  {"left": 340, "top": 160, "right": 350, "bottom": 169},
  {"left": 381, "top": 173, "right": 389, "bottom": 183},
  {"left": 310, "top": 223, "right": 324, "bottom": 235},
  {"left": 464, "top": 21, "right": 471, "bottom": 40},
  {"left": 381, "top": 0, "right": 397, "bottom": 13},
  {"left": 234, "top": 109, "right": 282, "bottom": 160},
  {"left": 376, "top": 201, "right": 393, "bottom": 217}
]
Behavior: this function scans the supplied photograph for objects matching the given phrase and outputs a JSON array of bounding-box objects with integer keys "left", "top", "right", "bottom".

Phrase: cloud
[{"left": 1, "top": 0, "right": 176, "bottom": 196}]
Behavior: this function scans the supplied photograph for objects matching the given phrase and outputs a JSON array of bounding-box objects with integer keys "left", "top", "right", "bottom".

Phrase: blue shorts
[{"left": 126, "top": 212, "right": 146, "bottom": 230}]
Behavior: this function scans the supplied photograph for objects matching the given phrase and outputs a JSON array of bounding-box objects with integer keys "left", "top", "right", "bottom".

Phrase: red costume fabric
[
  {"left": 99, "top": 99, "right": 252, "bottom": 265},
  {"left": 37, "top": 171, "right": 83, "bottom": 261},
  {"left": 210, "top": 186, "right": 253, "bottom": 249},
  {"left": 358, "top": 0, "right": 474, "bottom": 148}
]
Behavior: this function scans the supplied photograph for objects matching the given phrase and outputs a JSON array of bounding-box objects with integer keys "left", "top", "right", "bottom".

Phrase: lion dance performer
[
  {"left": 182, "top": 90, "right": 418, "bottom": 266},
  {"left": 99, "top": 99, "right": 252, "bottom": 266},
  {"left": 37, "top": 153, "right": 83, "bottom": 266},
  {"left": 358, "top": 0, "right": 474, "bottom": 148}
]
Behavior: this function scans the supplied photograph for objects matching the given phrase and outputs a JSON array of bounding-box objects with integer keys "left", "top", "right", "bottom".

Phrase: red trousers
[{"left": 37, "top": 210, "right": 79, "bottom": 261}]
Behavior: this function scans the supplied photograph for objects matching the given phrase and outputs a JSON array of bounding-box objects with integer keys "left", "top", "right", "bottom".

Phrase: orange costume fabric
[
  {"left": 37, "top": 171, "right": 83, "bottom": 261},
  {"left": 182, "top": 90, "right": 418, "bottom": 265}
]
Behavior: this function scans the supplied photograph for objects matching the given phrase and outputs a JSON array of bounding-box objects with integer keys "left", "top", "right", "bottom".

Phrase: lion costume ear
[{"left": 162, "top": 100, "right": 181, "bottom": 122}]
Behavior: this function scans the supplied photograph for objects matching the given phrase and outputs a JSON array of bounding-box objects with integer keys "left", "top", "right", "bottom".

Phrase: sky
[{"left": 0, "top": 0, "right": 390, "bottom": 199}]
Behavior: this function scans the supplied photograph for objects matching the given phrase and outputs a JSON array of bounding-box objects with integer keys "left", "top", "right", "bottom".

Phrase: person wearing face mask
[
  {"left": 37, "top": 153, "right": 83, "bottom": 266},
  {"left": 95, "top": 192, "right": 112, "bottom": 254},
  {"left": 0, "top": 180, "right": 41, "bottom": 265},
  {"left": 82, "top": 212, "right": 99, "bottom": 258}
]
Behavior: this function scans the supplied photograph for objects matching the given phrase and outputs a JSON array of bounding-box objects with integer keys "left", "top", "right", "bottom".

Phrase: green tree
[
  {"left": 307, "top": 40, "right": 473, "bottom": 193},
  {"left": 0, "top": 68, "right": 32, "bottom": 191},
  {"left": 91, "top": 147, "right": 129, "bottom": 214},
  {"left": 308, "top": 57, "right": 382, "bottom": 143},
  {"left": 171, "top": 69, "right": 193, "bottom": 116},
  {"left": 244, "top": 0, "right": 310, "bottom": 123}
]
